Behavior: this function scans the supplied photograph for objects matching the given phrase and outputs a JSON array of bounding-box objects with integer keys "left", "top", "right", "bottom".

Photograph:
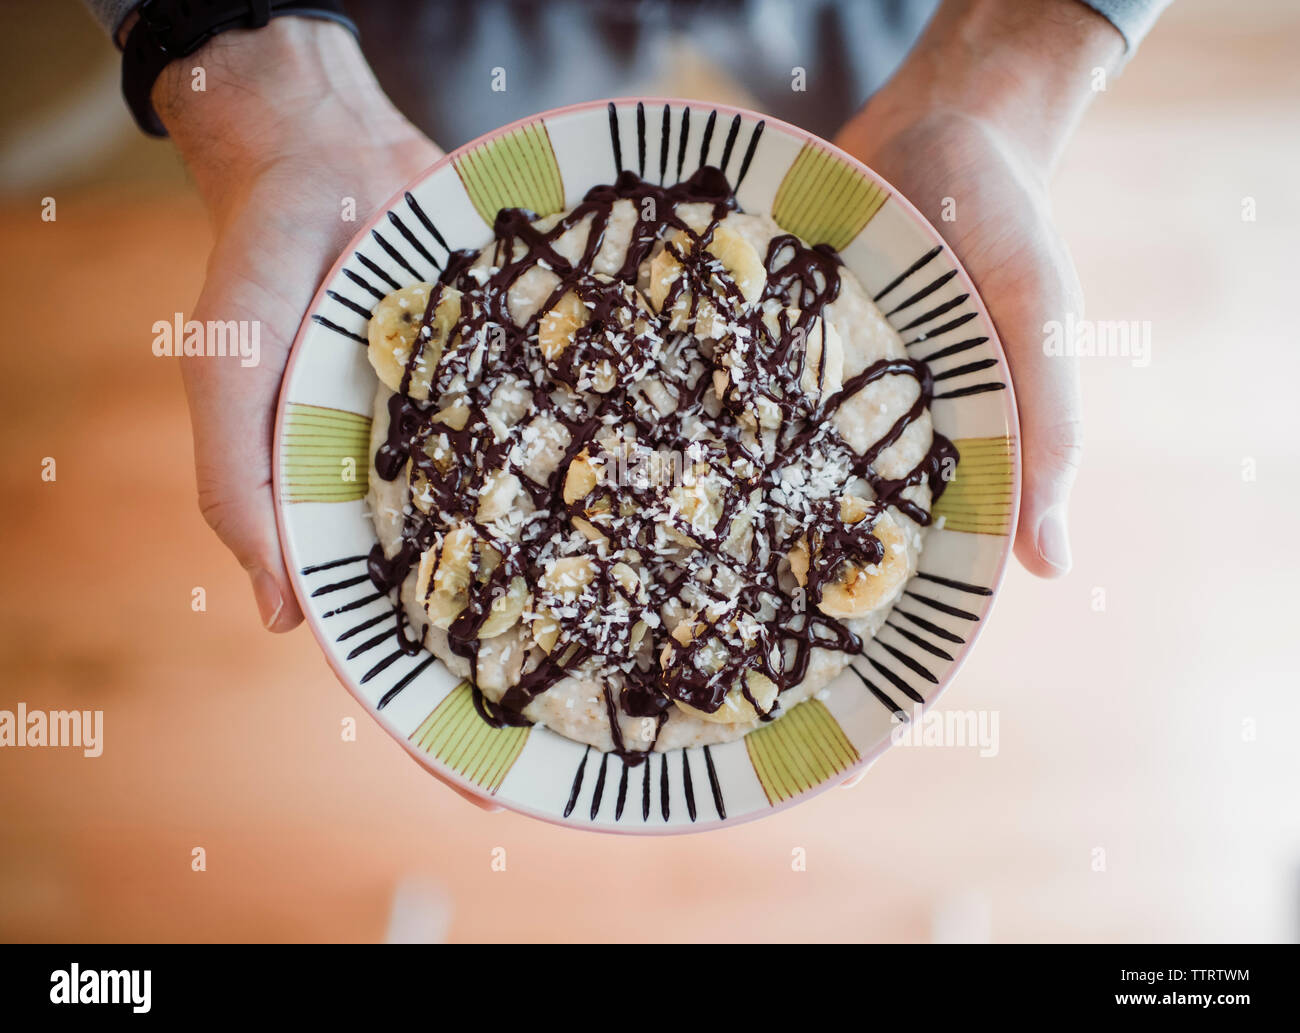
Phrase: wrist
[
  {"left": 855, "top": 0, "right": 1124, "bottom": 174},
  {"left": 153, "top": 19, "right": 419, "bottom": 207}
]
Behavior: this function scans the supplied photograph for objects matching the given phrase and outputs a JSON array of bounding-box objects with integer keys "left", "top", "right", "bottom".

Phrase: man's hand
[
  {"left": 157, "top": 21, "right": 501, "bottom": 810},
  {"left": 155, "top": 19, "right": 441, "bottom": 630},
  {"left": 837, "top": 0, "right": 1124, "bottom": 576}
]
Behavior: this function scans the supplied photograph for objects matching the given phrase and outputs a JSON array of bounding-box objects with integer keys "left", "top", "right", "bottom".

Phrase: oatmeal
[{"left": 364, "top": 167, "right": 956, "bottom": 757}]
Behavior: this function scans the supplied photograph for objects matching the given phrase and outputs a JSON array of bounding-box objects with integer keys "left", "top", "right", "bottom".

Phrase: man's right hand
[{"left": 154, "top": 18, "right": 441, "bottom": 632}]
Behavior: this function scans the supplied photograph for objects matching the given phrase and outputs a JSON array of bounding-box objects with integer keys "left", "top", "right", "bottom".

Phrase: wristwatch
[{"left": 121, "top": 0, "right": 359, "bottom": 137}]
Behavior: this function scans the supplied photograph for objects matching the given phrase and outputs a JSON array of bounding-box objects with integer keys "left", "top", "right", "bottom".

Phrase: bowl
[{"left": 273, "top": 98, "right": 1020, "bottom": 833}]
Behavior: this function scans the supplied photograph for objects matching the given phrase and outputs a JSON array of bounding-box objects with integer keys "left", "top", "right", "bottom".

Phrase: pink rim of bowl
[{"left": 272, "top": 96, "right": 1023, "bottom": 834}]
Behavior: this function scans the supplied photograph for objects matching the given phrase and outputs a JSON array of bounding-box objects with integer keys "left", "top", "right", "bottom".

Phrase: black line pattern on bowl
[
  {"left": 310, "top": 192, "right": 454, "bottom": 348},
  {"left": 846, "top": 571, "right": 990, "bottom": 717},
  {"left": 558, "top": 738, "right": 726, "bottom": 825},
  {"left": 607, "top": 100, "right": 764, "bottom": 193},
  {"left": 880, "top": 247, "right": 1006, "bottom": 399},
  {"left": 297, "top": 555, "right": 440, "bottom": 708}
]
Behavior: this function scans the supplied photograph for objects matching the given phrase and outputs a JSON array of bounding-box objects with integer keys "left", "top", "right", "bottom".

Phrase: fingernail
[
  {"left": 1036, "top": 505, "right": 1072, "bottom": 574},
  {"left": 249, "top": 568, "right": 285, "bottom": 629}
]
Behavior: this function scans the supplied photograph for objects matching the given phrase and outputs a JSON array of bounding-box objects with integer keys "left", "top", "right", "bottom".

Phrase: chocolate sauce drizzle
[{"left": 366, "top": 167, "right": 955, "bottom": 761}]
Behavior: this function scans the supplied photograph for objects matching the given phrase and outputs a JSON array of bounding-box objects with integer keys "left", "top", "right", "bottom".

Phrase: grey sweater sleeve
[
  {"left": 83, "top": 0, "right": 137, "bottom": 44},
  {"left": 1075, "top": 0, "right": 1173, "bottom": 50},
  {"left": 81, "top": 0, "right": 1171, "bottom": 61}
]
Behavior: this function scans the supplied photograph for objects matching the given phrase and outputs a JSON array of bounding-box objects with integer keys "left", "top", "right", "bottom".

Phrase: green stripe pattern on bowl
[
  {"left": 409, "top": 683, "right": 531, "bottom": 794},
  {"left": 745, "top": 698, "right": 861, "bottom": 805},
  {"left": 280, "top": 403, "right": 371, "bottom": 504}
]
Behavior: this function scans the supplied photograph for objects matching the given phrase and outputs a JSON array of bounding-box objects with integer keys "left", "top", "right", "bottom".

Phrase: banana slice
[
  {"left": 529, "top": 554, "right": 651, "bottom": 656},
  {"left": 790, "top": 495, "right": 850, "bottom": 584},
  {"left": 538, "top": 291, "right": 587, "bottom": 362},
  {"left": 471, "top": 539, "right": 530, "bottom": 639},
  {"left": 408, "top": 426, "right": 461, "bottom": 516},
  {"left": 415, "top": 525, "right": 476, "bottom": 629},
  {"left": 368, "top": 284, "right": 462, "bottom": 400},
  {"left": 562, "top": 447, "right": 602, "bottom": 506},
  {"left": 799, "top": 315, "right": 845, "bottom": 403},
  {"left": 529, "top": 555, "right": 596, "bottom": 653},
  {"left": 787, "top": 537, "right": 810, "bottom": 588},
  {"left": 409, "top": 403, "right": 521, "bottom": 521},
  {"left": 648, "top": 226, "right": 766, "bottom": 336},
  {"left": 609, "top": 561, "right": 651, "bottom": 653},
  {"left": 647, "top": 239, "right": 683, "bottom": 320},
  {"left": 703, "top": 227, "right": 768, "bottom": 306},
  {"left": 476, "top": 468, "right": 521, "bottom": 523},
  {"left": 415, "top": 525, "right": 530, "bottom": 636},
  {"left": 677, "top": 672, "right": 779, "bottom": 725},
  {"left": 790, "top": 500, "right": 912, "bottom": 619},
  {"left": 789, "top": 494, "right": 871, "bottom": 586},
  {"left": 564, "top": 444, "right": 656, "bottom": 543},
  {"left": 661, "top": 612, "right": 779, "bottom": 724},
  {"left": 507, "top": 264, "right": 562, "bottom": 327},
  {"left": 537, "top": 277, "right": 644, "bottom": 393},
  {"left": 562, "top": 447, "right": 614, "bottom": 542},
  {"left": 713, "top": 357, "right": 781, "bottom": 430},
  {"left": 569, "top": 516, "right": 606, "bottom": 544},
  {"left": 432, "top": 397, "right": 469, "bottom": 431},
  {"left": 663, "top": 459, "right": 725, "bottom": 547},
  {"left": 839, "top": 494, "right": 873, "bottom": 524},
  {"left": 478, "top": 568, "right": 531, "bottom": 639},
  {"left": 661, "top": 445, "right": 758, "bottom": 550}
]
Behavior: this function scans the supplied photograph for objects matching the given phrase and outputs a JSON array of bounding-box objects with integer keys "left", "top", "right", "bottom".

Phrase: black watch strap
[{"left": 122, "top": 0, "right": 359, "bottom": 137}]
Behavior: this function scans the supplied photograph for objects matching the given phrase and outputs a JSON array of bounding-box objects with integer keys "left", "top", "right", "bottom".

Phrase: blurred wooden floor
[{"left": 0, "top": 1, "right": 1298, "bottom": 942}]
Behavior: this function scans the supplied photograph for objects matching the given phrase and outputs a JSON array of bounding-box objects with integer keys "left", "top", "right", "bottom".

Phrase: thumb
[
  {"left": 1000, "top": 247, "right": 1085, "bottom": 578},
  {"left": 1015, "top": 375, "right": 1083, "bottom": 578},
  {"left": 182, "top": 303, "right": 305, "bottom": 632}
]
